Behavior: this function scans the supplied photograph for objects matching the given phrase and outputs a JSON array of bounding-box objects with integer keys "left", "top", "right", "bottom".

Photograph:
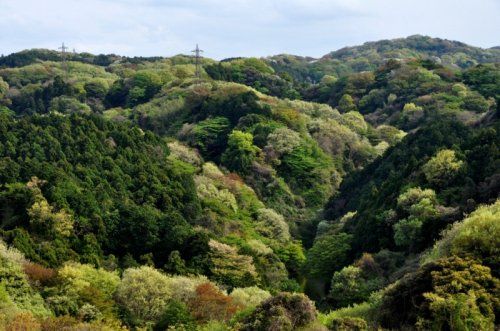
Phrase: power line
[{"left": 191, "top": 44, "right": 204, "bottom": 80}]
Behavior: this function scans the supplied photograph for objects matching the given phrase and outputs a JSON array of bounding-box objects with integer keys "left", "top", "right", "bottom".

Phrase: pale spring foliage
[
  {"left": 256, "top": 208, "right": 290, "bottom": 241},
  {"left": 229, "top": 287, "right": 271, "bottom": 308},
  {"left": 266, "top": 127, "right": 301, "bottom": 156},
  {"left": 167, "top": 141, "right": 202, "bottom": 166},
  {"left": 58, "top": 262, "right": 120, "bottom": 299}
]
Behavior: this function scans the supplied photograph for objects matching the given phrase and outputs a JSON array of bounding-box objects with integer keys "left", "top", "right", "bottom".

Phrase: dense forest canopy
[{"left": 0, "top": 35, "right": 498, "bottom": 330}]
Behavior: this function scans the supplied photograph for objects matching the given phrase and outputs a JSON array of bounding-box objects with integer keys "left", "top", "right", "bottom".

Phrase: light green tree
[
  {"left": 338, "top": 94, "right": 357, "bottom": 113},
  {"left": 115, "top": 266, "right": 172, "bottom": 326},
  {"left": 229, "top": 287, "right": 271, "bottom": 308},
  {"left": 208, "top": 240, "right": 259, "bottom": 288},
  {"left": 256, "top": 208, "right": 290, "bottom": 241},
  {"left": 422, "top": 149, "right": 464, "bottom": 186},
  {"left": 221, "top": 130, "right": 260, "bottom": 173}
]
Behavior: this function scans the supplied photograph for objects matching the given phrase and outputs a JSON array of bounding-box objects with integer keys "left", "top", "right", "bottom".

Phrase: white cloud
[{"left": 0, "top": 0, "right": 498, "bottom": 59}]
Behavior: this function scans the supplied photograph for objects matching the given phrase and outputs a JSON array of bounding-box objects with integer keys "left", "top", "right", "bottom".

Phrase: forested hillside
[{"left": 0, "top": 36, "right": 498, "bottom": 330}]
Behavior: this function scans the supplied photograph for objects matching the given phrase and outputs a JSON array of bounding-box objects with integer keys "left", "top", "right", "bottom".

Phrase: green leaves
[
  {"left": 305, "top": 233, "right": 352, "bottom": 281},
  {"left": 422, "top": 149, "right": 464, "bottom": 187},
  {"left": 221, "top": 130, "right": 260, "bottom": 174}
]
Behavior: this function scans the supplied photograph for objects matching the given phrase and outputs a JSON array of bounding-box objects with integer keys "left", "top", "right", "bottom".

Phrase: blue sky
[{"left": 1, "top": 0, "right": 499, "bottom": 59}]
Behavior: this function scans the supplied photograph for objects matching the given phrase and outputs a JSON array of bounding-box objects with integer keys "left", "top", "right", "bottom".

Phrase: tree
[
  {"left": 378, "top": 256, "right": 499, "bottom": 330},
  {"left": 154, "top": 300, "right": 196, "bottom": 331},
  {"left": 208, "top": 240, "right": 259, "bottom": 288},
  {"left": 183, "top": 117, "right": 231, "bottom": 160},
  {"left": 329, "top": 266, "right": 383, "bottom": 308},
  {"left": 393, "top": 217, "right": 424, "bottom": 248},
  {"left": 240, "top": 293, "right": 317, "bottom": 331},
  {"left": 393, "top": 187, "right": 443, "bottom": 251},
  {"left": 0, "top": 255, "right": 50, "bottom": 317},
  {"left": 265, "top": 127, "right": 301, "bottom": 157},
  {"left": 188, "top": 283, "right": 237, "bottom": 322},
  {"left": 229, "top": 287, "right": 271, "bottom": 309},
  {"left": 431, "top": 200, "right": 500, "bottom": 273},
  {"left": 115, "top": 266, "right": 172, "bottom": 326},
  {"left": 128, "top": 71, "right": 162, "bottom": 106},
  {"left": 84, "top": 79, "right": 108, "bottom": 99},
  {"left": 422, "top": 149, "right": 464, "bottom": 187},
  {"left": 306, "top": 233, "right": 352, "bottom": 281},
  {"left": 419, "top": 257, "right": 499, "bottom": 331},
  {"left": 221, "top": 130, "right": 260, "bottom": 174},
  {"left": 256, "top": 208, "right": 290, "bottom": 241},
  {"left": 0, "top": 77, "right": 10, "bottom": 106},
  {"left": 48, "top": 96, "right": 92, "bottom": 114},
  {"left": 338, "top": 94, "right": 357, "bottom": 113},
  {"left": 57, "top": 262, "right": 120, "bottom": 317},
  {"left": 26, "top": 178, "right": 74, "bottom": 238}
]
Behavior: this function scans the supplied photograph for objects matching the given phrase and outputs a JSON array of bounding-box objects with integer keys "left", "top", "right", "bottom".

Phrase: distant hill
[{"left": 267, "top": 35, "right": 500, "bottom": 82}]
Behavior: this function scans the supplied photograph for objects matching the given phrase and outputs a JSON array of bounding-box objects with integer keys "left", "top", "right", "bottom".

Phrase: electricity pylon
[
  {"left": 191, "top": 44, "right": 204, "bottom": 80},
  {"left": 58, "top": 42, "right": 69, "bottom": 78}
]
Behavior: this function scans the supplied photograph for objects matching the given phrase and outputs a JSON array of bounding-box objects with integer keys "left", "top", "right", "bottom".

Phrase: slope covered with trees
[{"left": 0, "top": 36, "right": 498, "bottom": 330}]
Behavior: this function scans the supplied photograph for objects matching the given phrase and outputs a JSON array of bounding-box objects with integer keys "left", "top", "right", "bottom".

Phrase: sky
[{"left": 0, "top": 0, "right": 499, "bottom": 59}]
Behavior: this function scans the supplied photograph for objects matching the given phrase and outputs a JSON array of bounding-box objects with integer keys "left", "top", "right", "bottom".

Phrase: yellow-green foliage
[
  {"left": 229, "top": 286, "right": 271, "bottom": 308},
  {"left": 102, "top": 107, "right": 132, "bottom": 121},
  {"left": 422, "top": 149, "right": 464, "bottom": 186},
  {"left": 418, "top": 257, "right": 499, "bottom": 331},
  {"left": 208, "top": 240, "right": 259, "bottom": 288},
  {"left": 0, "top": 61, "right": 117, "bottom": 87},
  {"left": 428, "top": 200, "right": 500, "bottom": 269},
  {"left": 256, "top": 208, "right": 290, "bottom": 241},
  {"left": 403, "top": 102, "right": 423, "bottom": 112},
  {"left": 27, "top": 177, "right": 74, "bottom": 238},
  {"left": 195, "top": 172, "right": 239, "bottom": 213},
  {"left": 115, "top": 266, "right": 172, "bottom": 326},
  {"left": 58, "top": 262, "right": 120, "bottom": 300},
  {"left": 246, "top": 239, "right": 273, "bottom": 256},
  {"left": 341, "top": 111, "right": 368, "bottom": 134},
  {"left": 49, "top": 96, "right": 92, "bottom": 114},
  {"left": 164, "top": 275, "right": 210, "bottom": 303},
  {"left": 266, "top": 126, "right": 302, "bottom": 156},
  {"left": 0, "top": 242, "right": 51, "bottom": 318},
  {"left": 196, "top": 162, "right": 264, "bottom": 219},
  {"left": 320, "top": 292, "right": 382, "bottom": 328},
  {"left": 376, "top": 125, "right": 406, "bottom": 145}
]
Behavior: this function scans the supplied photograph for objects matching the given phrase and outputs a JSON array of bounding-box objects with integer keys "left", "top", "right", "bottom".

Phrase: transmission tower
[
  {"left": 191, "top": 44, "right": 204, "bottom": 80},
  {"left": 58, "top": 42, "right": 69, "bottom": 77}
]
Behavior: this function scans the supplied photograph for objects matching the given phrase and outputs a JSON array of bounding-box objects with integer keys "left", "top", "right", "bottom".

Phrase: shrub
[
  {"left": 329, "top": 317, "right": 367, "bottom": 331},
  {"left": 5, "top": 312, "right": 41, "bottom": 331},
  {"left": 240, "top": 292, "right": 317, "bottom": 331}
]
